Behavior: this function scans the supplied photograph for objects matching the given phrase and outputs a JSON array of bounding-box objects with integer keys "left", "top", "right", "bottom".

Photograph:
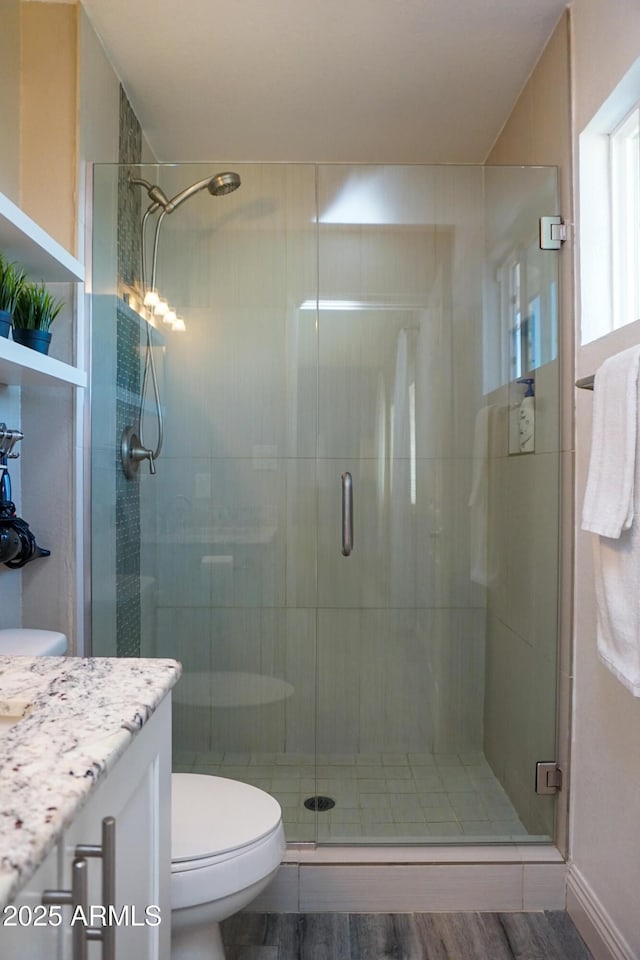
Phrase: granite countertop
[{"left": 0, "top": 656, "right": 181, "bottom": 908}]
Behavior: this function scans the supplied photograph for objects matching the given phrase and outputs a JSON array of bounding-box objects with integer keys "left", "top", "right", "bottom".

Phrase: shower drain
[{"left": 303, "top": 795, "right": 335, "bottom": 812}]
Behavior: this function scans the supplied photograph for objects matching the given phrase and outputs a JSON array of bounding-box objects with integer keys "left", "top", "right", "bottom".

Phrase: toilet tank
[{"left": 0, "top": 629, "right": 67, "bottom": 656}]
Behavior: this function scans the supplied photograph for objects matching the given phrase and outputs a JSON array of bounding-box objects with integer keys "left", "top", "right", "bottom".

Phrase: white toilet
[
  {"left": 171, "top": 773, "right": 285, "bottom": 960},
  {"left": 0, "top": 629, "right": 284, "bottom": 959},
  {"left": 0, "top": 628, "right": 67, "bottom": 656}
]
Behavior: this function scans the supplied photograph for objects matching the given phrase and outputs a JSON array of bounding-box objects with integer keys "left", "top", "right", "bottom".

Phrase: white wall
[
  {"left": 74, "top": 7, "right": 158, "bottom": 655},
  {"left": 568, "top": 2, "right": 640, "bottom": 956},
  {"left": 76, "top": 6, "right": 123, "bottom": 657}
]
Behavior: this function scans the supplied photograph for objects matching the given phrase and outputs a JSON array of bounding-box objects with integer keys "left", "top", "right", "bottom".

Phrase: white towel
[
  {"left": 591, "top": 522, "right": 640, "bottom": 695},
  {"left": 581, "top": 343, "right": 640, "bottom": 696},
  {"left": 582, "top": 344, "right": 640, "bottom": 538}
]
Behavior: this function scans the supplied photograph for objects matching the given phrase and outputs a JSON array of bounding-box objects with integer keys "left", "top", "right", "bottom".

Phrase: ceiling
[{"left": 82, "top": 0, "right": 568, "bottom": 164}]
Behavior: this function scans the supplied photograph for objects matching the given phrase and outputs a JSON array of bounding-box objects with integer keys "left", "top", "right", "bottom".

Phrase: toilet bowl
[
  {"left": 171, "top": 773, "right": 285, "bottom": 960},
  {"left": 0, "top": 628, "right": 67, "bottom": 656}
]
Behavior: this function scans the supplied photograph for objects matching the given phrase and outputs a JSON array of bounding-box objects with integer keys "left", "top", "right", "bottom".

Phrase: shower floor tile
[{"left": 173, "top": 750, "right": 530, "bottom": 843}]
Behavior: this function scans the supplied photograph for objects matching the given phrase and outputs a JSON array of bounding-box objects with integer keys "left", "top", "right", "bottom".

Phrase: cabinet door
[
  {"left": 0, "top": 844, "right": 62, "bottom": 960},
  {"left": 60, "top": 696, "right": 171, "bottom": 960}
]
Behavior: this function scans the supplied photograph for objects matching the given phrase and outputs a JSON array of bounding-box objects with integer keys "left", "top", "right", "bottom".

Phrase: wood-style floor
[{"left": 221, "top": 911, "right": 593, "bottom": 959}]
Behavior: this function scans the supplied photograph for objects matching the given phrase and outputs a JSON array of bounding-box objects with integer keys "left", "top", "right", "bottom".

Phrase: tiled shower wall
[{"left": 142, "top": 164, "right": 488, "bottom": 762}]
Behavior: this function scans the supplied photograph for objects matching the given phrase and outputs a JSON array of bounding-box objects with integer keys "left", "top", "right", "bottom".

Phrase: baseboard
[{"left": 566, "top": 865, "right": 636, "bottom": 960}]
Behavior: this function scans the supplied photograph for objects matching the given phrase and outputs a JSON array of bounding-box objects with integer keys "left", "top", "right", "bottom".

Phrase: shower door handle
[{"left": 341, "top": 471, "right": 353, "bottom": 557}]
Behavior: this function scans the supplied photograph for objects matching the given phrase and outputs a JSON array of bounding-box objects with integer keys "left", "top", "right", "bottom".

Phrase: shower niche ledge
[{"left": 0, "top": 189, "right": 86, "bottom": 388}]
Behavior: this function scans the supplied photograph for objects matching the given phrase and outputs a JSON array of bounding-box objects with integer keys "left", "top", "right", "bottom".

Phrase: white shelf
[
  {"left": 0, "top": 192, "right": 84, "bottom": 283},
  {"left": 0, "top": 337, "right": 86, "bottom": 388}
]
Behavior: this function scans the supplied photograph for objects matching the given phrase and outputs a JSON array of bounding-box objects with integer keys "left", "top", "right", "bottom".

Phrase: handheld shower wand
[{"left": 122, "top": 170, "right": 241, "bottom": 480}]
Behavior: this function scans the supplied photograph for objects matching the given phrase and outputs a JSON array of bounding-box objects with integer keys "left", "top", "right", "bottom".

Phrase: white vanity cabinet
[
  {"left": 0, "top": 694, "right": 172, "bottom": 960},
  {"left": 60, "top": 694, "right": 172, "bottom": 960},
  {"left": 0, "top": 845, "right": 61, "bottom": 960}
]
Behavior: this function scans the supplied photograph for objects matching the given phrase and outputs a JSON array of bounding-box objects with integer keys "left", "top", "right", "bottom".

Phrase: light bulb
[
  {"left": 172, "top": 317, "right": 186, "bottom": 332},
  {"left": 143, "top": 290, "right": 159, "bottom": 308},
  {"left": 155, "top": 299, "right": 169, "bottom": 317},
  {"left": 164, "top": 309, "right": 177, "bottom": 326}
]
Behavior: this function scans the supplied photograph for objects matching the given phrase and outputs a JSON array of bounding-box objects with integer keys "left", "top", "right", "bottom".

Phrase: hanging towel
[
  {"left": 581, "top": 343, "right": 640, "bottom": 696},
  {"left": 582, "top": 344, "right": 640, "bottom": 538}
]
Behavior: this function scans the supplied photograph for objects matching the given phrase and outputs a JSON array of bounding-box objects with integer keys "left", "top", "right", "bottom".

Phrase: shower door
[
  {"left": 311, "top": 164, "right": 560, "bottom": 843},
  {"left": 91, "top": 161, "right": 560, "bottom": 847}
]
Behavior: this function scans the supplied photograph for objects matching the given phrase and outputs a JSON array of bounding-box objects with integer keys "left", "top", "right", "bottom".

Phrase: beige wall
[
  {"left": 20, "top": 1, "right": 78, "bottom": 252},
  {"left": 0, "top": 0, "right": 21, "bottom": 202},
  {"left": 568, "top": 1, "right": 640, "bottom": 956},
  {"left": 484, "top": 11, "right": 573, "bottom": 845},
  {"left": 572, "top": 0, "right": 640, "bottom": 133}
]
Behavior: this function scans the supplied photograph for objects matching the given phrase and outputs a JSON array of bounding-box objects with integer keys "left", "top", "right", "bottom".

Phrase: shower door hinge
[
  {"left": 535, "top": 761, "right": 563, "bottom": 795},
  {"left": 539, "top": 216, "right": 567, "bottom": 250}
]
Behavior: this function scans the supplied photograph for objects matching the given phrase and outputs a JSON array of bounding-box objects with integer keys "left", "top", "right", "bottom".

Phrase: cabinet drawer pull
[
  {"left": 75, "top": 816, "right": 116, "bottom": 960},
  {"left": 43, "top": 857, "right": 89, "bottom": 960}
]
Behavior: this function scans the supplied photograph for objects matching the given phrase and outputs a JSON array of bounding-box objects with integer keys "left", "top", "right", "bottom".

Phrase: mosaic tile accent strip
[
  {"left": 115, "top": 303, "right": 142, "bottom": 657},
  {"left": 173, "top": 751, "right": 538, "bottom": 845},
  {"left": 115, "top": 87, "right": 143, "bottom": 659},
  {"left": 117, "top": 86, "right": 142, "bottom": 294}
]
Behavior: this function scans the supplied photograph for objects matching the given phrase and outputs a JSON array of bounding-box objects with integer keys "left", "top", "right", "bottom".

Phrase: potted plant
[
  {"left": 0, "top": 254, "right": 26, "bottom": 339},
  {"left": 12, "top": 282, "right": 64, "bottom": 355}
]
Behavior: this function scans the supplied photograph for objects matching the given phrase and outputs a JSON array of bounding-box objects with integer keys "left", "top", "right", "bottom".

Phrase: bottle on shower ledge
[{"left": 517, "top": 377, "right": 535, "bottom": 453}]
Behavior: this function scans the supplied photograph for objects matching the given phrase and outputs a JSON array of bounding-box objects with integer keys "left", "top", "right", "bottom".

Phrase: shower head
[
  {"left": 208, "top": 171, "right": 242, "bottom": 196},
  {"left": 130, "top": 171, "right": 241, "bottom": 214},
  {"left": 164, "top": 171, "right": 241, "bottom": 212}
]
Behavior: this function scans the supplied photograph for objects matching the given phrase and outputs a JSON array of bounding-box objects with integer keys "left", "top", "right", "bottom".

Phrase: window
[
  {"left": 611, "top": 104, "right": 640, "bottom": 331},
  {"left": 579, "top": 57, "right": 640, "bottom": 343}
]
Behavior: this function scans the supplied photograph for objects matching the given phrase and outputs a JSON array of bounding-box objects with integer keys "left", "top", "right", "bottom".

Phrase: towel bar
[{"left": 576, "top": 375, "right": 595, "bottom": 390}]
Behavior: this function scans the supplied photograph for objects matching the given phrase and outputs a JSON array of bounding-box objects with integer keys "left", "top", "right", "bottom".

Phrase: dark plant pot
[
  {"left": 0, "top": 311, "right": 11, "bottom": 339},
  {"left": 12, "top": 328, "right": 52, "bottom": 355}
]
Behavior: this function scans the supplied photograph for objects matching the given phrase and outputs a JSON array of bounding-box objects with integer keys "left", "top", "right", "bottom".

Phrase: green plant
[
  {"left": 13, "top": 282, "right": 64, "bottom": 332},
  {"left": 0, "top": 254, "right": 26, "bottom": 314}
]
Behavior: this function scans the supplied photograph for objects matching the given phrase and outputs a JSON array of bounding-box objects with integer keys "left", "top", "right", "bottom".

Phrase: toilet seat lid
[{"left": 171, "top": 773, "right": 282, "bottom": 863}]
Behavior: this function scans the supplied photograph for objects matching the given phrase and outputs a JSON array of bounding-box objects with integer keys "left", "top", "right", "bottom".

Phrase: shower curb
[{"left": 247, "top": 845, "right": 566, "bottom": 913}]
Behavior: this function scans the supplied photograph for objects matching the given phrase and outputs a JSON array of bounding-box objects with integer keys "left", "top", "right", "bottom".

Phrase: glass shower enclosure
[{"left": 91, "top": 162, "right": 560, "bottom": 845}]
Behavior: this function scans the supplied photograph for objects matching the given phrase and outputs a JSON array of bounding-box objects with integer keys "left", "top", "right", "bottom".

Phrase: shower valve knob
[{"left": 121, "top": 426, "right": 156, "bottom": 479}]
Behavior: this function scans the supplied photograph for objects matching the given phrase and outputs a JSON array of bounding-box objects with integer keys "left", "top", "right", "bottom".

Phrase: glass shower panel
[
  {"left": 91, "top": 161, "right": 560, "bottom": 848},
  {"left": 314, "top": 164, "right": 559, "bottom": 843},
  {"left": 91, "top": 163, "right": 320, "bottom": 842},
  {"left": 482, "top": 165, "right": 560, "bottom": 840},
  {"left": 151, "top": 165, "right": 319, "bottom": 844}
]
